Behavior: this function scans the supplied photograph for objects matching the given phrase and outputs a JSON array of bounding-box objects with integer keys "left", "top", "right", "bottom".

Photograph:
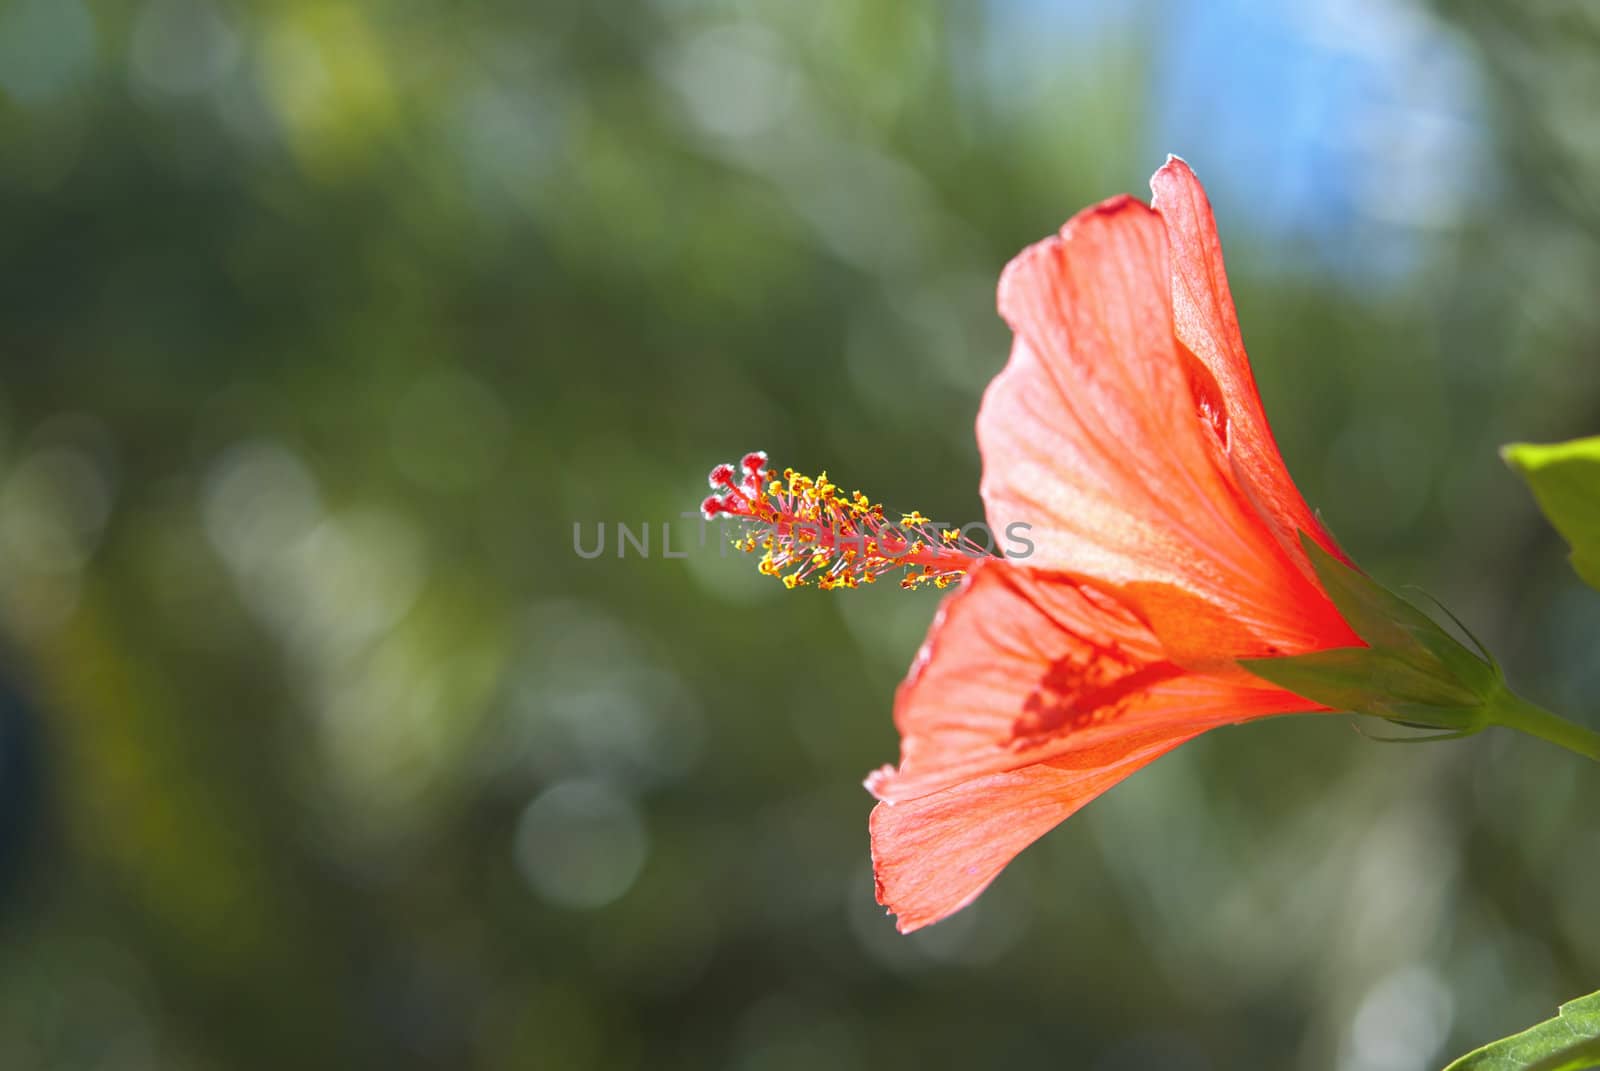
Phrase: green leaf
[
  {"left": 1504, "top": 437, "right": 1600, "bottom": 592},
  {"left": 1441, "top": 989, "right": 1600, "bottom": 1071}
]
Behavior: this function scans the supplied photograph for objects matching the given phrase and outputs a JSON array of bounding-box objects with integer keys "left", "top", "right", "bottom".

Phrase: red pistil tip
[{"left": 693, "top": 450, "right": 986, "bottom": 591}]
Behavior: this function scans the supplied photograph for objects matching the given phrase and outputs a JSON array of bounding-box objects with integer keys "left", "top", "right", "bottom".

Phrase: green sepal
[
  {"left": 1504, "top": 436, "right": 1600, "bottom": 592},
  {"left": 1295, "top": 534, "right": 1497, "bottom": 696},
  {"left": 1242, "top": 536, "right": 1600, "bottom": 757},
  {"left": 1240, "top": 647, "right": 1479, "bottom": 718},
  {"left": 1240, "top": 535, "right": 1496, "bottom": 730},
  {"left": 1441, "top": 988, "right": 1600, "bottom": 1071}
]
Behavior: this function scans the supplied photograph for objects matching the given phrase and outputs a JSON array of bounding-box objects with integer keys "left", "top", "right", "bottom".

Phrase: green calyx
[{"left": 1241, "top": 534, "right": 1600, "bottom": 760}]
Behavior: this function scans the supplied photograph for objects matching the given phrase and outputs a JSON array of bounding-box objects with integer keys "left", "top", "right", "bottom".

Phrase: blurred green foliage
[{"left": 0, "top": 1, "right": 1596, "bottom": 1069}]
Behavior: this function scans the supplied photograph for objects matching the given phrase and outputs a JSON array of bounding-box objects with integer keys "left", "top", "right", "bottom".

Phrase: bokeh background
[{"left": 0, "top": 0, "right": 1597, "bottom": 1068}]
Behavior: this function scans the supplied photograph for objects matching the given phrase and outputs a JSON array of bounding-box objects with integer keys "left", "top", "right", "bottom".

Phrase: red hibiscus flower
[
  {"left": 698, "top": 157, "right": 1537, "bottom": 934},
  {"left": 863, "top": 157, "right": 1368, "bottom": 931}
]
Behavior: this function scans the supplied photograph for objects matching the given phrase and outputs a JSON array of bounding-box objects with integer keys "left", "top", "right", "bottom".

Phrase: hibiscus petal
[
  {"left": 1149, "top": 155, "right": 1347, "bottom": 567},
  {"left": 983, "top": 195, "right": 1225, "bottom": 588},
  {"left": 979, "top": 194, "right": 1343, "bottom": 653},
  {"left": 870, "top": 732, "right": 1199, "bottom": 933},
  {"left": 867, "top": 560, "right": 1320, "bottom": 805}
]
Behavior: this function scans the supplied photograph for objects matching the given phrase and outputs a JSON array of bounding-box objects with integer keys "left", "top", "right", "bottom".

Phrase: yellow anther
[{"left": 707, "top": 456, "right": 971, "bottom": 595}]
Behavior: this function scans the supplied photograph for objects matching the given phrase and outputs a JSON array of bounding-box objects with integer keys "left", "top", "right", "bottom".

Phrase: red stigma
[
  {"left": 708, "top": 463, "right": 737, "bottom": 490},
  {"left": 741, "top": 451, "right": 768, "bottom": 474}
]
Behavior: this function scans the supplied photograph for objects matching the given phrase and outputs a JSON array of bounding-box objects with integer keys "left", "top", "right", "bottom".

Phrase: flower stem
[{"left": 1492, "top": 690, "right": 1600, "bottom": 762}]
